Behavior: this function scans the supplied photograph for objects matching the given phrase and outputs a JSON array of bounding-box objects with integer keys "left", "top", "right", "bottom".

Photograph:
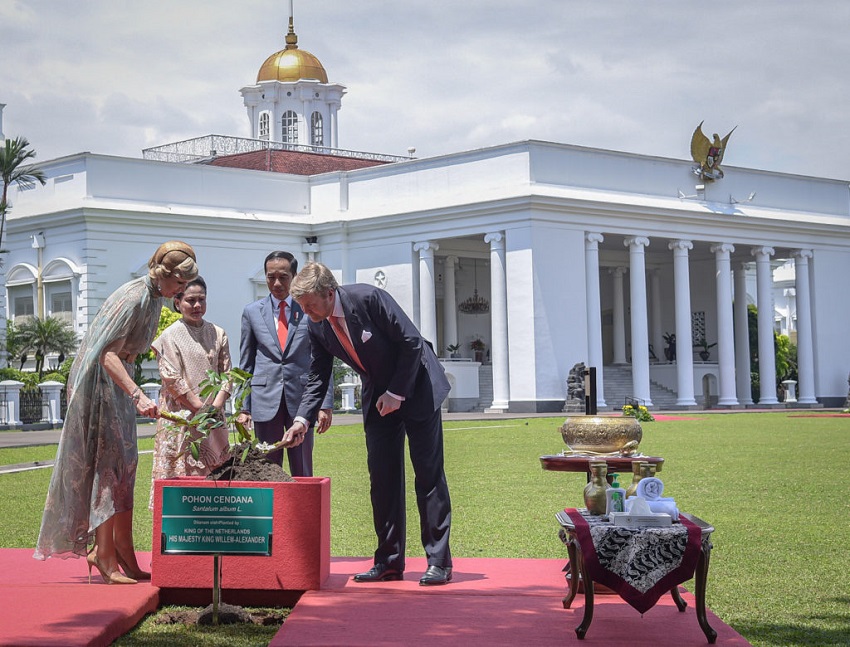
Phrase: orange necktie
[
  {"left": 330, "top": 316, "right": 365, "bottom": 373},
  {"left": 277, "top": 303, "right": 289, "bottom": 350}
]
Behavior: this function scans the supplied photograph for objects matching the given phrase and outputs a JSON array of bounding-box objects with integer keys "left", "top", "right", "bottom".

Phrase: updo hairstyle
[{"left": 148, "top": 241, "right": 199, "bottom": 282}]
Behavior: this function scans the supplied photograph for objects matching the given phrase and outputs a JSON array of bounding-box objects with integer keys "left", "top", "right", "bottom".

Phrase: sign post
[
  {"left": 583, "top": 366, "right": 597, "bottom": 415},
  {"left": 161, "top": 486, "right": 274, "bottom": 622}
]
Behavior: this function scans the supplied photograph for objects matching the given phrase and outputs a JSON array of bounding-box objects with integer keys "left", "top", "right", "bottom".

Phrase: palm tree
[
  {"left": 16, "top": 316, "right": 78, "bottom": 377},
  {"left": 3, "top": 319, "right": 26, "bottom": 368},
  {"left": 1, "top": 136, "right": 47, "bottom": 254}
]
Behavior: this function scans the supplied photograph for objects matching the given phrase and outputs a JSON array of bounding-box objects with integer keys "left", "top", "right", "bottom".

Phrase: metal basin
[{"left": 560, "top": 416, "right": 642, "bottom": 454}]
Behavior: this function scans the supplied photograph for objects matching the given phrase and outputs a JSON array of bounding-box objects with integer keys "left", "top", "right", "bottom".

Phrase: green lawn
[{"left": 2, "top": 412, "right": 849, "bottom": 646}]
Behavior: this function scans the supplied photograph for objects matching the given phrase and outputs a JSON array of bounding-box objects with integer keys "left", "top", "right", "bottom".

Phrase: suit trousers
[
  {"left": 364, "top": 404, "right": 452, "bottom": 571},
  {"left": 253, "top": 394, "right": 314, "bottom": 477}
]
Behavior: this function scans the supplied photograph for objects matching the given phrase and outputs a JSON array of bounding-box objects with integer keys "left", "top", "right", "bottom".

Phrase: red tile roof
[{"left": 207, "top": 149, "right": 390, "bottom": 175}]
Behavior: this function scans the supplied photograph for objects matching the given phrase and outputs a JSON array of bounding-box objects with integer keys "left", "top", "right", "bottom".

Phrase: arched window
[
  {"left": 5, "top": 263, "right": 37, "bottom": 324},
  {"left": 259, "top": 112, "right": 270, "bottom": 140},
  {"left": 43, "top": 259, "right": 80, "bottom": 326},
  {"left": 8, "top": 284, "right": 35, "bottom": 324},
  {"left": 282, "top": 111, "right": 298, "bottom": 145},
  {"left": 311, "top": 112, "right": 324, "bottom": 147}
]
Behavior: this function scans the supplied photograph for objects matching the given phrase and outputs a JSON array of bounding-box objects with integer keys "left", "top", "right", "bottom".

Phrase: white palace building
[{"left": 3, "top": 19, "right": 849, "bottom": 412}]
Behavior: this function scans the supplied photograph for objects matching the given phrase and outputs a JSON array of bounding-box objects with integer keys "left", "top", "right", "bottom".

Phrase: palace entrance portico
[
  {"left": 412, "top": 229, "right": 816, "bottom": 413},
  {"left": 587, "top": 233, "right": 816, "bottom": 410}
]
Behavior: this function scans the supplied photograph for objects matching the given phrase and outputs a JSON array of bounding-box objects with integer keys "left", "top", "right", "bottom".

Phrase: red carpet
[
  {"left": 271, "top": 557, "right": 751, "bottom": 646},
  {"left": 0, "top": 549, "right": 157, "bottom": 646},
  {"left": 0, "top": 550, "right": 751, "bottom": 646}
]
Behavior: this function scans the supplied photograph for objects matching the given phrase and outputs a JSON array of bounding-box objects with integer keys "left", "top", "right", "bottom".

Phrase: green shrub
[{"left": 0, "top": 367, "right": 25, "bottom": 382}]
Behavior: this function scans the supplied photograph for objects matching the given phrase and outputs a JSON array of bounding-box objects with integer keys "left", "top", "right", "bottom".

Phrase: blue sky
[{"left": 1, "top": 0, "right": 848, "bottom": 179}]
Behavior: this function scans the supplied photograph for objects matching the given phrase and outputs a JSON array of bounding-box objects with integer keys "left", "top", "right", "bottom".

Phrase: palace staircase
[{"left": 601, "top": 364, "right": 680, "bottom": 410}]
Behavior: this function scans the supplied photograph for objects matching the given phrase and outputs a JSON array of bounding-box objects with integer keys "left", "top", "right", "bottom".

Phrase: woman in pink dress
[{"left": 149, "top": 276, "right": 232, "bottom": 509}]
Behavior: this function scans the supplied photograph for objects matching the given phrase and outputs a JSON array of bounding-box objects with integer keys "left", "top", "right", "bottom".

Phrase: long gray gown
[{"left": 34, "top": 276, "right": 162, "bottom": 560}]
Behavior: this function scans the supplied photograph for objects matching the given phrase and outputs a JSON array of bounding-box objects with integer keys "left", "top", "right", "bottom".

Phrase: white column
[
  {"left": 669, "top": 240, "right": 697, "bottom": 406},
  {"left": 792, "top": 249, "right": 817, "bottom": 404},
  {"left": 624, "top": 237, "right": 653, "bottom": 406},
  {"left": 734, "top": 263, "right": 754, "bottom": 405},
  {"left": 330, "top": 107, "right": 338, "bottom": 148},
  {"left": 711, "top": 243, "right": 738, "bottom": 406},
  {"left": 414, "top": 241, "right": 439, "bottom": 347},
  {"left": 411, "top": 247, "right": 421, "bottom": 329},
  {"left": 650, "top": 269, "right": 663, "bottom": 362},
  {"left": 485, "top": 232, "right": 510, "bottom": 411},
  {"left": 584, "top": 233, "right": 607, "bottom": 408},
  {"left": 0, "top": 380, "right": 24, "bottom": 426},
  {"left": 610, "top": 267, "right": 628, "bottom": 365},
  {"left": 38, "top": 381, "right": 64, "bottom": 425},
  {"left": 752, "top": 246, "right": 779, "bottom": 405},
  {"left": 340, "top": 381, "right": 357, "bottom": 411},
  {"left": 442, "top": 256, "right": 459, "bottom": 355}
]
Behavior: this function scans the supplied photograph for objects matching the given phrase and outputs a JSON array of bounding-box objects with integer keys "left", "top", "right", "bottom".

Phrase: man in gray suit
[
  {"left": 237, "top": 251, "right": 333, "bottom": 475},
  {"left": 284, "top": 261, "right": 453, "bottom": 586}
]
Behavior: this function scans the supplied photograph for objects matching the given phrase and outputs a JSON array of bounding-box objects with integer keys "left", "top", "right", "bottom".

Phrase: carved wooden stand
[{"left": 556, "top": 510, "right": 717, "bottom": 644}]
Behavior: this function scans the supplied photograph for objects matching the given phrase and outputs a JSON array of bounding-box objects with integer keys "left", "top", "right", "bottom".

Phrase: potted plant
[
  {"left": 446, "top": 343, "right": 460, "bottom": 359},
  {"left": 662, "top": 332, "right": 676, "bottom": 362},
  {"left": 152, "top": 368, "right": 332, "bottom": 596},
  {"left": 470, "top": 338, "right": 485, "bottom": 362},
  {"left": 694, "top": 337, "right": 717, "bottom": 361}
]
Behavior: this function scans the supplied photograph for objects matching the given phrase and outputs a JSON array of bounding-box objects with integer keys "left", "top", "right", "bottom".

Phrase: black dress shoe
[
  {"left": 353, "top": 563, "right": 403, "bottom": 582},
  {"left": 419, "top": 565, "right": 452, "bottom": 586}
]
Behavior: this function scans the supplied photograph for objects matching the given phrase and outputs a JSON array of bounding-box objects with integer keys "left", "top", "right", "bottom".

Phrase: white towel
[
  {"left": 636, "top": 477, "right": 664, "bottom": 500},
  {"left": 625, "top": 496, "right": 680, "bottom": 521},
  {"left": 646, "top": 498, "right": 679, "bottom": 521},
  {"left": 629, "top": 477, "right": 680, "bottom": 521}
]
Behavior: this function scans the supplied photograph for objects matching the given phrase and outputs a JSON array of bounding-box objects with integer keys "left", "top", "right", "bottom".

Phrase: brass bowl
[{"left": 560, "top": 416, "right": 642, "bottom": 453}]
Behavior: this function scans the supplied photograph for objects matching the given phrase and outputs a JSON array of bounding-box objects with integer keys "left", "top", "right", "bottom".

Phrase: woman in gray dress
[{"left": 34, "top": 241, "right": 198, "bottom": 585}]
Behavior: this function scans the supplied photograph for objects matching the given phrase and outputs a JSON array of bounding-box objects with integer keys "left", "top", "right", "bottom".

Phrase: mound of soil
[
  {"left": 206, "top": 443, "right": 296, "bottom": 483},
  {"left": 153, "top": 603, "right": 287, "bottom": 626}
]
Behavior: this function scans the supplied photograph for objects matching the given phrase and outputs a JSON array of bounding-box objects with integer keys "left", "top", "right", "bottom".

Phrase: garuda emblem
[{"left": 690, "top": 121, "right": 736, "bottom": 181}]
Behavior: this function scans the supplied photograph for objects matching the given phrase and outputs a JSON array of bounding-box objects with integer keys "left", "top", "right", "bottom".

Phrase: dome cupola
[
  {"left": 240, "top": 7, "right": 345, "bottom": 149},
  {"left": 256, "top": 18, "right": 328, "bottom": 83}
]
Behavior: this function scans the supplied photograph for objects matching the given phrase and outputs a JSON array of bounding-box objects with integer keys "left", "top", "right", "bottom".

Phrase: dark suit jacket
[
  {"left": 296, "top": 284, "right": 450, "bottom": 424},
  {"left": 240, "top": 295, "right": 332, "bottom": 423}
]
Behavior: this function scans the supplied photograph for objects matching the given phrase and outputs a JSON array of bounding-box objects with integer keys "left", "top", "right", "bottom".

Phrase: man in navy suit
[
  {"left": 237, "top": 251, "right": 333, "bottom": 476},
  {"left": 284, "top": 261, "right": 453, "bottom": 586}
]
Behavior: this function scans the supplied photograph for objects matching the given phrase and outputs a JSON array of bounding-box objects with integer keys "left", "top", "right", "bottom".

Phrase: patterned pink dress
[{"left": 148, "top": 319, "right": 232, "bottom": 509}]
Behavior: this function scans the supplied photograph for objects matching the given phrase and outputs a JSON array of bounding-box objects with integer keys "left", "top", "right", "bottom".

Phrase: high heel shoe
[
  {"left": 116, "top": 551, "right": 151, "bottom": 581},
  {"left": 87, "top": 550, "right": 137, "bottom": 585}
]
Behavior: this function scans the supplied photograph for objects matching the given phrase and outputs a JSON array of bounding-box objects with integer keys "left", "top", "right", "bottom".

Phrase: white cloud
[{"left": 1, "top": 0, "right": 848, "bottom": 178}]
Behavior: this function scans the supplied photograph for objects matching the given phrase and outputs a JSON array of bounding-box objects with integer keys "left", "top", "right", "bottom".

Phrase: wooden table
[
  {"left": 540, "top": 454, "right": 665, "bottom": 482},
  {"left": 556, "top": 509, "right": 716, "bottom": 643}
]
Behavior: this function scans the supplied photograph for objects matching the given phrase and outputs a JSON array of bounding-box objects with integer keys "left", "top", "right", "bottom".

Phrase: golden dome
[{"left": 257, "top": 21, "right": 328, "bottom": 83}]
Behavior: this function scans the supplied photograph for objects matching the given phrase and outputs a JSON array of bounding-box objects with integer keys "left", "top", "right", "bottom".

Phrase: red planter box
[{"left": 151, "top": 476, "right": 330, "bottom": 604}]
